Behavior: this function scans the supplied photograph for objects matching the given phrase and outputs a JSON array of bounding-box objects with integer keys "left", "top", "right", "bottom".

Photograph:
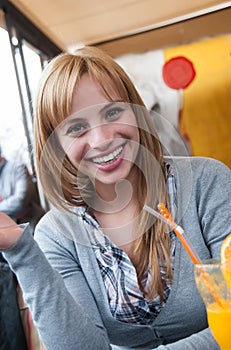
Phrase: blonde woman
[{"left": 0, "top": 47, "right": 231, "bottom": 350}]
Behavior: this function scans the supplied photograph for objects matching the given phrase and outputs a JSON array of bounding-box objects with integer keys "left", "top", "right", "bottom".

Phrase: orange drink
[
  {"left": 194, "top": 261, "right": 231, "bottom": 350},
  {"left": 207, "top": 301, "right": 231, "bottom": 350}
]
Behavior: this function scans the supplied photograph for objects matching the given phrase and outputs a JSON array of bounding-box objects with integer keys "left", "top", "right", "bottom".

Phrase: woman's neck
[
  {"left": 93, "top": 192, "right": 140, "bottom": 255},
  {"left": 90, "top": 167, "right": 141, "bottom": 256},
  {"left": 93, "top": 179, "right": 135, "bottom": 213}
]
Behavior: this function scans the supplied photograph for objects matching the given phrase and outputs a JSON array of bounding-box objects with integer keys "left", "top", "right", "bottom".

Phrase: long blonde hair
[{"left": 34, "top": 46, "right": 172, "bottom": 300}]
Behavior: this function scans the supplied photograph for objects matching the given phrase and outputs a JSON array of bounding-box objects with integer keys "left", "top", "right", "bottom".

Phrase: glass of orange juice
[{"left": 194, "top": 260, "right": 231, "bottom": 350}]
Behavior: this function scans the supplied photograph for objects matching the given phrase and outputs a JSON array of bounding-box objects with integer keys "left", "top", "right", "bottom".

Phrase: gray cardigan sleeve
[
  {"left": 156, "top": 329, "right": 219, "bottom": 350},
  {"left": 2, "top": 226, "right": 111, "bottom": 350}
]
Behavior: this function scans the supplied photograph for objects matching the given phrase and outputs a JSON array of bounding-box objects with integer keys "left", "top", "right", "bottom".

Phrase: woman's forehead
[{"left": 71, "top": 73, "right": 122, "bottom": 114}]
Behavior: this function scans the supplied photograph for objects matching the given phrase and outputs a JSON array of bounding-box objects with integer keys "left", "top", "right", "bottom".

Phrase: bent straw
[
  {"left": 160, "top": 203, "right": 201, "bottom": 265},
  {"left": 144, "top": 203, "right": 201, "bottom": 264},
  {"left": 144, "top": 203, "right": 226, "bottom": 308}
]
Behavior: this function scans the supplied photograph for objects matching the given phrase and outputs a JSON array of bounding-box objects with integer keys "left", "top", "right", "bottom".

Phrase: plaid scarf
[{"left": 80, "top": 163, "right": 176, "bottom": 325}]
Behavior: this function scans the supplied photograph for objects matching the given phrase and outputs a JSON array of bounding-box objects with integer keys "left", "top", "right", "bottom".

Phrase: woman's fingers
[
  {"left": 0, "top": 212, "right": 24, "bottom": 250},
  {"left": 0, "top": 212, "right": 17, "bottom": 227}
]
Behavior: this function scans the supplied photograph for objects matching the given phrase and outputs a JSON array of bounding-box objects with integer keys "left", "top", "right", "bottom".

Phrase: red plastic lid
[{"left": 162, "top": 56, "right": 196, "bottom": 90}]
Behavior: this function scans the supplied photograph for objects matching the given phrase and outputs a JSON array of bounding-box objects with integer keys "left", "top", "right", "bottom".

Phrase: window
[{"left": 0, "top": 1, "right": 62, "bottom": 209}]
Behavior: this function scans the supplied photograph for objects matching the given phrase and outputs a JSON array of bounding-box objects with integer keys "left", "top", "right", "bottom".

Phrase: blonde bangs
[{"left": 35, "top": 54, "right": 84, "bottom": 135}]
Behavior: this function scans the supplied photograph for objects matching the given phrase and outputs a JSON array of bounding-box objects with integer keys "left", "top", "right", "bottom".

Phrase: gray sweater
[{"left": 3, "top": 157, "right": 231, "bottom": 350}]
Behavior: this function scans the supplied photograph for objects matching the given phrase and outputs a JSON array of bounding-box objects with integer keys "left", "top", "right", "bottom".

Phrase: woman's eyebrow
[
  {"left": 99, "top": 102, "right": 116, "bottom": 114},
  {"left": 99, "top": 100, "right": 124, "bottom": 115},
  {"left": 59, "top": 116, "right": 83, "bottom": 130}
]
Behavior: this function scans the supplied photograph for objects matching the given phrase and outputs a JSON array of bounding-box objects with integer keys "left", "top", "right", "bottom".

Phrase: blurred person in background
[
  {"left": 0, "top": 142, "right": 28, "bottom": 349},
  {"left": 0, "top": 144, "right": 45, "bottom": 232}
]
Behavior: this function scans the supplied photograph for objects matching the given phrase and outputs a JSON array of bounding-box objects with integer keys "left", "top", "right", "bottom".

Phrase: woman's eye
[
  {"left": 105, "top": 107, "right": 124, "bottom": 120},
  {"left": 66, "top": 123, "right": 87, "bottom": 136}
]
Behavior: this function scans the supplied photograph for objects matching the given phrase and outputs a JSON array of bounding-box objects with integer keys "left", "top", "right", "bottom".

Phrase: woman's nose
[{"left": 88, "top": 124, "right": 113, "bottom": 150}]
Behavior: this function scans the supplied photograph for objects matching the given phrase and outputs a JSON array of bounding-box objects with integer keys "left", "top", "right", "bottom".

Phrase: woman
[{"left": 1, "top": 47, "right": 231, "bottom": 350}]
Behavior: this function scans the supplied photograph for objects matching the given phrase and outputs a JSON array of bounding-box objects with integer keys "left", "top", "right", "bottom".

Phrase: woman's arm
[
  {"left": 156, "top": 328, "right": 219, "bottom": 349},
  {"left": 0, "top": 213, "right": 111, "bottom": 350}
]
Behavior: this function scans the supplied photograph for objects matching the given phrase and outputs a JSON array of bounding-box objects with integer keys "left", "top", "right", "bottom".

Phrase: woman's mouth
[{"left": 92, "top": 145, "right": 123, "bottom": 166}]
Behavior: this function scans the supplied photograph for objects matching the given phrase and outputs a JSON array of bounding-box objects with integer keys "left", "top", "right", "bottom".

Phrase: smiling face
[{"left": 57, "top": 73, "right": 140, "bottom": 195}]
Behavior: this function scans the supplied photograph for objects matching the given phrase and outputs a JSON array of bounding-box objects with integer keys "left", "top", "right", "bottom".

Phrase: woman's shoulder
[
  {"left": 34, "top": 206, "right": 89, "bottom": 246},
  {"left": 165, "top": 156, "right": 231, "bottom": 205},
  {"left": 165, "top": 155, "right": 230, "bottom": 177}
]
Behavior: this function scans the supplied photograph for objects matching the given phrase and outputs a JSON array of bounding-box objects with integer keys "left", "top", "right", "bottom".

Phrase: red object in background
[
  {"left": 162, "top": 56, "right": 196, "bottom": 90},
  {"left": 0, "top": 195, "right": 2, "bottom": 201}
]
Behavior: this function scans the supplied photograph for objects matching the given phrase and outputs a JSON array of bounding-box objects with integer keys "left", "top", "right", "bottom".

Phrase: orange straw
[
  {"left": 144, "top": 203, "right": 226, "bottom": 308},
  {"left": 157, "top": 203, "right": 201, "bottom": 264}
]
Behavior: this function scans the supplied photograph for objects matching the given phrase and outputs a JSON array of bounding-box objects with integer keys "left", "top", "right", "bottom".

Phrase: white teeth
[{"left": 92, "top": 146, "right": 123, "bottom": 164}]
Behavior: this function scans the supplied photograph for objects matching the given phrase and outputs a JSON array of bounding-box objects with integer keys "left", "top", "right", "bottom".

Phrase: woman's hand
[{"left": 0, "top": 212, "right": 24, "bottom": 250}]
